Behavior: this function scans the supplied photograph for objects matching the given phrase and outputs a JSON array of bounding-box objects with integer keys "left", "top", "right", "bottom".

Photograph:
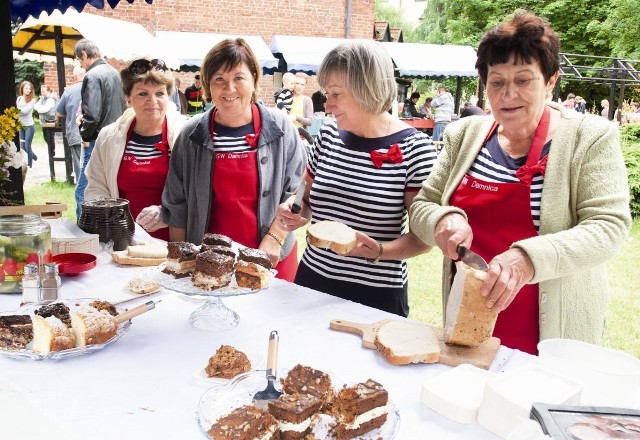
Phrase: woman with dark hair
[
  {"left": 162, "top": 38, "right": 306, "bottom": 280},
  {"left": 277, "top": 40, "right": 437, "bottom": 316},
  {"left": 403, "top": 91, "right": 426, "bottom": 118},
  {"left": 16, "top": 80, "right": 37, "bottom": 167},
  {"left": 409, "top": 10, "right": 631, "bottom": 354},
  {"left": 85, "top": 57, "right": 186, "bottom": 240}
]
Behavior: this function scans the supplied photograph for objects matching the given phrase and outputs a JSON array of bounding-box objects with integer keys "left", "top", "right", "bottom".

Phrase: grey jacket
[
  {"left": 80, "top": 59, "right": 126, "bottom": 141},
  {"left": 161, "top": 102, "right": 307, "bottom": 259}
]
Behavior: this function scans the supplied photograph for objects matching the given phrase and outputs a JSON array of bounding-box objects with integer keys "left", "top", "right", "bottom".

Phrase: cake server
[
  {"left": 457, "top": 245, "right": 489, "bottom": 271},
  {"left": 253, "top": 330, "right": 282, "bottom": 409}
]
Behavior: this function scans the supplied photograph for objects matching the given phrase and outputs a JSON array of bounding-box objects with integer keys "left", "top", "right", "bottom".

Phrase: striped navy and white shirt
[
  {"left": 466, "top": 132, "right": 550, "bottom": 230},
  {"left": 125, "top": 131, "right": 163, "bottom": 160},
  {"left": 212, "top": 122, "right": 254, "bottom": 152},
  {"left": 302, "top": 120, "right": 438, "bottom": 289}
]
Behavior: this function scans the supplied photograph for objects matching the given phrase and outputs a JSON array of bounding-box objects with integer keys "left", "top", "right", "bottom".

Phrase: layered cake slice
[
  {"left": 163, "top": 241, "right": 199, "bottom": 278},
  {"left": 71, "top": 305, "right": 117, "bottom": 347},
  {"left": 280, "top": 364, "right": 334, "bottom": 406},
  {"left": 205, "top": 345, "right": 251, "bottom": 379},
  {"left": 207, "top": 405, "right": 278, "bottom": 439},
  {"left": 202, "top": 233, "right": 233, "bottom": 248},
  {"left": 32, "top": 315, "right": 75, "bottom": 353},
  {"left": 34, "top": 302, "right": 72, "bottom": 327},
  {"left": 268, "top": 393, "right": 322, "bottom": 439},
  {"left": 331, "top": 379, "right": 390, "bottom": 439},
  {"left": 238, "top": 248, "right": 272, "bottom": 270},
  {"left": 200, "top": 244, "right": 237, "bottom": 260},
  {"left": 234, "top": 260, "right": 271, "bottom": 290},
  {"left": 0, "top": 315, "right": 33, "bottom": 350},
  {"left": 192, "top": 251, "right": 234, "bottom": 291}
]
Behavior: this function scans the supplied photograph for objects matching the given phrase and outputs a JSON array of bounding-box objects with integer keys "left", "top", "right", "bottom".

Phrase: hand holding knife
[{"left": 291, "top": 180, "right": 307, "bottom": 214}]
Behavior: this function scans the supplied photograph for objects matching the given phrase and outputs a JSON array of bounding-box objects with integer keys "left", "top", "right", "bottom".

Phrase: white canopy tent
[
  {"left": 155, "top": 31, "right": 278, "bottom": 74},
  {"left": 381, "top": 42, "right": 477, "bottom": 78},
  {"left": 13, "top": 9, "right": 177, "bottom": 69}
]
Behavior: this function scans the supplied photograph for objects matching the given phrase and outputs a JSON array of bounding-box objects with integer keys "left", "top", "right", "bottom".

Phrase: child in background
[{"left": 274, "top": 72, "right": 295, "bottom": 112}]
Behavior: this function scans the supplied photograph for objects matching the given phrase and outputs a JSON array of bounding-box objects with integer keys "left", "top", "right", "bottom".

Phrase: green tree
[{"left": 13, "top": 60, "right": 44, "bottom": 94}]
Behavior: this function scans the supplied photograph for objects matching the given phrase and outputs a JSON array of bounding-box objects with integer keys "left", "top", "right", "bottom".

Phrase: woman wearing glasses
[
  {"left": 409, "top": 11, "right": 631, "bottom": 354},
  {"left": 85, "top": 58, "right": 186, "bottom": 240},
  {"left": 162, "top": 39, "right": 306, "bottom": 280}
]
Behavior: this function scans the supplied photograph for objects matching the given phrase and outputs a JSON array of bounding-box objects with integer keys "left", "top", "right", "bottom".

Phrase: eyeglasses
[{"left": 129, "top": 59, "right": 168, "bottom": 75}]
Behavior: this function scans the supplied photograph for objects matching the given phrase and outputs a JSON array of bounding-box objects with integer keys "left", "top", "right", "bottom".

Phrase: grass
[{"left": 25, "top": 183, "right": 640, "bottom": 358}]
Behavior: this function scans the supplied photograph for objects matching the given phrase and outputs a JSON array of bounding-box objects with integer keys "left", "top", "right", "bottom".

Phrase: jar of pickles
[{"left": 0, "top": 214, "right": 52, "bottom": 294}]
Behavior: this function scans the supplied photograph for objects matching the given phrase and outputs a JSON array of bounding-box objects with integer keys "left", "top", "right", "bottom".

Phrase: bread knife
[
  {"left": 456, "top": 245, "right": 489, "bottom": 271},
  {"left": 291, "top": 180, "right": 307, "bottom": 214}
]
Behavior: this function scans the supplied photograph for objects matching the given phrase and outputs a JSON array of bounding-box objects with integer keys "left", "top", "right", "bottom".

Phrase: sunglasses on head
[{"left": 129, "top": 59, "right": 168, "bottom": 75}]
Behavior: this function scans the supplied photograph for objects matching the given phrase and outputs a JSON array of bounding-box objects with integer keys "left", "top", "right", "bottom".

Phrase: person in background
[
  {"left": 85, "top": 58, "right": 186, "bottom": 240},
  {"left": 162, "top": 38, "right": 306, "bottom": 281},
  {"left": 460, "top": 101, "right": 486, "bottom": 117},
  {"left": 403, "top": 91, "right": 427, "bottom": 118},
  {"left": 274, "top": 72, "right": 295, "bottom": 112},
  {"left": 600, "top": 99, "right": 611, "bottom": 120},
  {"left": 277, "top": 40, "right": 437, "bottom": 317},
  {"left": 574, "top": 95, "right": 586, "bottom": 114},
  {"left": 409, "top": 11, "right": 631, "bottom": 354},
  {"left": 175, "top": 78, "right": 188, "bottom": 115},
  {"left": 56, "top": 66, "right": 86, "bottom": 182},
  {"left": 34, "top": 84, "right": 59, "bottom": 180},
  {"left": 74, "top": 39, "right": 127, "bottom": 219},
  {"left": 184, "top": 74, "right": 204, "bottom": 115},
  {"left": 16, "top": 80, "right": 37, "bottom": 167},
  {"left": 168, "top": 78, "right": 182, "bottom": 114},
  {"left": 431, "top": 85, "right": 454, "bottom": 141},
  {"left": 311, "top": 89, "right": 327, "bottom": 114},
  {"left": 562, "top": 93, "right": 576, "bottom": 110},
  {"left": 418, "top": 97, "right": 433, "bottom": 119},
  {"left": 289, "top": 72, "right": 314, "bottom": 130}
]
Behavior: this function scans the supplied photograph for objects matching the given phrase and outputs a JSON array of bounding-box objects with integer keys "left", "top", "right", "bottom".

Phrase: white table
[{"left": 0, "top": 258, "right": 535, "bottom": 439}]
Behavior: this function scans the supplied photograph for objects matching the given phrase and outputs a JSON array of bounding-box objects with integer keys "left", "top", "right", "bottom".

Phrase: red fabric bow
[
  {"left": 370, "top": 144, "right": 403, "bottom": 169},
  {"left": 516, "top": 155, "right": 548, "bottom": 184},
  {"left": 245, "top": 134, "right": 259, "bottom": 149}
]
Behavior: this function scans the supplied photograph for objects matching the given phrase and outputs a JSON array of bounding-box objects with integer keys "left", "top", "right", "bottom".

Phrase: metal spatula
[{"left": 253, "top": 330, "right": 282, "bottom": 409}]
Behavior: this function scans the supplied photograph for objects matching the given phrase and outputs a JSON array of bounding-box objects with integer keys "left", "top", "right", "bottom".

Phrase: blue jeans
[
  {"left": 432, "top": 121, "right": 449, "bottom": 142},
  {"left": 19, "top": 124, "right": 35, "bottom": 167},
  {"left": 75, "top": 140, "right": 94, "bottom": 219}
]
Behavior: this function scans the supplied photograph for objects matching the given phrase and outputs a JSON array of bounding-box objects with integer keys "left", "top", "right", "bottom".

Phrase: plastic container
[
  {"left": 538, "top": 338, "right": 640, "bottom": 408},
  {"left": 0, "top": 214, "right": 51, "bottom": 293},
  {"left": 477, "top": 364, "right": 582, "bottom": 439},
  {"left": 420, "top": 364, "right": 496, "bottom": 423}
]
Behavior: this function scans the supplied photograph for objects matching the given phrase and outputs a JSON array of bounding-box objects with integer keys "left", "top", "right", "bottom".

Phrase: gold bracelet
[
  {"left": 366, "top": 241, "right": 384, "bottom": 264},
  {"left": 266, "top": 231, "right": 284, "bottom": 247}
]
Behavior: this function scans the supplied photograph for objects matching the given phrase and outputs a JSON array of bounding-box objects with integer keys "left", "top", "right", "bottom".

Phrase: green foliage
[
  {"left": 13, "top": 60, "right": 44, "bottom": 93},
  {"left": 621, "top": 125, "right": 640, "bottom": 218}
]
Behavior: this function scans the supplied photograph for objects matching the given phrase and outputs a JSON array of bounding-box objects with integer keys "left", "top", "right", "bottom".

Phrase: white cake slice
[{"left": 31, "top": 315, "right": 75, "bottom": 354}]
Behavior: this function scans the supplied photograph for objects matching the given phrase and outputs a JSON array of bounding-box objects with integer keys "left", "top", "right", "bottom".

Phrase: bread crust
[
  {"left": 112, "top": 250, "right": 166, "bottom": 267},
  {"left": 306, "top": 221, "right": 358, "bottom": 255},
  {"left": 444, "top": 262, "right": 497, "bottom": 347}
]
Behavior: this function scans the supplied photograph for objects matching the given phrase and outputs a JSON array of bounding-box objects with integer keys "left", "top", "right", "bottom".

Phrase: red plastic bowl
[{"left": 52, "top": 253, "right": 97, "bottom": 276}]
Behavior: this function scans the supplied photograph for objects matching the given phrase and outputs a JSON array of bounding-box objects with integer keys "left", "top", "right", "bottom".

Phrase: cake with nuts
[
  {"left": 330, "top": 379, "right": 390, "bottom": 439},
  {"left": 0, "top": 315, "right": 33, "bottom": 350},
  {"left": 280, "top": 364, "right": 334, "bottom": 407},
  {"left": 268, "top": 393, "right": 322, "bottom": 440},
  {"left": 205, "top": 345, "right": 251, "bottom": 379},
  {"left": 207, "top": 405, "right": 278, "bottom": 439}
]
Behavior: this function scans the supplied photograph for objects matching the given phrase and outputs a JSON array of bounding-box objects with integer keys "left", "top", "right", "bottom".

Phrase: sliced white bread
[
  {"left": 306, "top": 220, "right": 358, "bottom": 255},
  {"left": 112, "top": 250, "right": 166, "bottom": 266},
  {"left": 444, "top": 262, "right": 497, "bottom": 347},
  {"left": 127, "top": 244, "right": 168, "bottom": 259},
  {"left": 374, "top": 320, "right": 441, "bottom": 365}
]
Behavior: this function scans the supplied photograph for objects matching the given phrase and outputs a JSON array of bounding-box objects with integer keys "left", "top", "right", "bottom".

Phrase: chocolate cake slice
[
  {"left": 201, "top": 233, "right": 232, "bottom": 248},
  {"left": 331, "top": 379, "right": 389, "bottom": 439},
  {"left": 207, "top": 405, "right": 278, "bottom": 439},
  {"left": 205, "top": 345, "right": 251, "bottom": 379},
  {"left": 281, "top": 364, "right": 334, "bottom": 406},
  {"left": 268, "top": 393, "right": 322, "bottom": 439},
  {"left": 0, "top": 315, "right": 33, "bottom": 350},
  {"left": 192, "top": 250, "right": 234, "bottom": 290},
  {"left": 234, "top": 260, "right": 271, "bottom": 290},
  {"left": 238, "top": 247, "right": 272, "bottom": 270},
  {"left": 200, "top": 244, "right": 237, "bottom": 260},
  {"left": 163, "top": 241, "right": 198, "bottom": 278},
  {"left": 34, "top": 302, "right": 71, "bottom": 327}
]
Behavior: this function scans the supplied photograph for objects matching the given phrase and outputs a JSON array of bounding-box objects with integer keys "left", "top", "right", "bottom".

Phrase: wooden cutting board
[{"left": 329, "top": 319, "right": 500, "bottom": 370}]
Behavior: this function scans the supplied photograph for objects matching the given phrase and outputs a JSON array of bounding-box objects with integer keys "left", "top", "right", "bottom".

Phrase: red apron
[
  {"left": 450, "top": 108, "right": 551, "bottom": 355},
  {"left": 207, "top": 104, "right": 298, "bottom": 281},
  {"left": 117, "top": 117, "right": 170, "bottom": 241}
]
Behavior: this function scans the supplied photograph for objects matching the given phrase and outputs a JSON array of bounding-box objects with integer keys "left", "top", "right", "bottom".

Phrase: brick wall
[{"left": 43, "top": 0, "right": 374, "bottom": 103}]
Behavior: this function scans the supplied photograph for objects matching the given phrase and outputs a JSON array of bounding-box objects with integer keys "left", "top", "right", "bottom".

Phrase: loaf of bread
[
  {"left": 374, "top": 320, "right": 441, "bottom": 365},
  {"left": 71, "top": 305, "right": 117, "bottom": 347},
  {"left": 112, "top": 250, "right": 166, "bottom": 266},
  {"left": 31, "top": 315, "right": 75, "bottom": 353},
  {"left": 444, "top": 262, "right": 498, "bottom": 347},
  {"left": 127, "top": 244, "right": 168, "bottom": 259},
  {"left": 306, "top": 220, "right": 358, "bottom": 255}
]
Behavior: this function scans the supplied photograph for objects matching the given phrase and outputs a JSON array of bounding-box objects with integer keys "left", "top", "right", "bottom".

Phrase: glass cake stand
[{"left": 151, "top": 265, "right": 270, "bottom": 331}]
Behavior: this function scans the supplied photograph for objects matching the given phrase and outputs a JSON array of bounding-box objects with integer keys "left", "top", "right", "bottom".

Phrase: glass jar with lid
[{"left": 0, "top": 214, "right": 52, "bottom": 294}]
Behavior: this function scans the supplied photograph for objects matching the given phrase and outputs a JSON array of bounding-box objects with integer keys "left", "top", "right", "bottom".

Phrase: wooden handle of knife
[{"left": 116, "top": 301, "right": 156, "bottom": 325}]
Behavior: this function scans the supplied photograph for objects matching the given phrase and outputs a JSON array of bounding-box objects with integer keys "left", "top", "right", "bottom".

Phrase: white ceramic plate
[
  {"left": 196, "top": 369, "right": 400, "bottom": 439},
  {"left": 192, "top": 351, "right": 265, "bottom": 386},
  {"left": 0, "top": 299, "right": 131, "bottom": 361}
]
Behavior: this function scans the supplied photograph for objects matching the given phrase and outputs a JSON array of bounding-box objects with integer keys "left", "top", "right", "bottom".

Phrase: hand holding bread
[{"left": 136, "top": 205, "right": 167, "bottom": 232}]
